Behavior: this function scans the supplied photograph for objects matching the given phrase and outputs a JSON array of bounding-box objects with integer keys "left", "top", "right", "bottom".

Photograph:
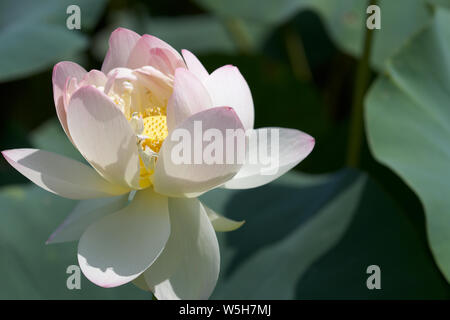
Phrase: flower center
[
  {"left": 132, "top": 107, "right": 168, "bottom": 188},
  {"left": 106, "top": 74, "right": 171, "bottom": 188}
]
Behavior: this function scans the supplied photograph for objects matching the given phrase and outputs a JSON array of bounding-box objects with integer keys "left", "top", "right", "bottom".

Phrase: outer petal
[
  {"left": 223, "top": 128, "right": 315, "bottom": 189},
  {"left": 202, "top": 202, "right": 244, "bottom": 232},
  {"left": 152, "top": 107, "right": 244, "bottom": 198},
  {"left": 77, "top": 188, "right": 170, "bottom": 288},
  {"left": 181, "top": 49, "right": 209, "bottom": 81},
  {"left": 46, "top": 195, "right": 129, "bottom": 244},
  {"left": 67, "top": 86, "right": 141, "bottom": 189},
  {"left": 167, "top": 68, "right": 212, "bottom": 132},
  {"left": 143, "top": 197, "right": 220, "bottom": 300},
  {"left": 127, "top": 35, "right": 185, "bottom": 74},
  {"left": 63, "top": 76, "right": 80, "bottom": 110},
  {"left": 203, "top": 65, "right": 254, "bottom": 130},
  {"left": 101, "top": 28, "right": 141, "bottom": 75},
  {"left": 2, "top": 149, "right": 128, "bottom": 199},
  {"left": 52, "top": 61, "right": 86, "bottom": 137}
]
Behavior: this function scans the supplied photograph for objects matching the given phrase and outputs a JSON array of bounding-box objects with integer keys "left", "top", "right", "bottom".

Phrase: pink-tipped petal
[
  {"left": 127, "top": 35, "right": 185, "bottom": 74},
  {"left": 167, "top": 68, "right": 212, "bottom": 132},
  {"left": 101, "top": 28, "right": 141, "bottom": 74},
  {"left": 66, "top": 86, "right": 141, "bottom": 190},
  {"left": 181, "top": 49, "right": 209, "bottom": 81},
  {"left": 63, "top": 77, "right": 79, "bottom": 116},
  {"left": 203, "top": 65, "right": 254, "bottom": 130},
  {"left": 223, "top": 128, "right": 315, "bottom": 189},
  {"left": 153, "top": 107, "right": 244, "bottom": 198},
  {"left": 52, "top": 62, "right": 86, "bottom": 138},
  {"left": 149, "top": 47, "right": 185, "bottom": 76},
  {"left": 2, "top": 149, "right": 128, "bottom": 199}
]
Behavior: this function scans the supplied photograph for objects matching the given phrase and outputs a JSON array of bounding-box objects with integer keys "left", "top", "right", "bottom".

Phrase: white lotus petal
[
  {"left": 167, "top": 68, "right": 212, "bottom": 132},
  {"left": 2, "top": 149, "right": 128, "bottom": 199},
  {"left": 47, "top": 195, "right": 129, "bottom": 244},
  {"left": 63, "top": 76, "right": 79, "bottom": 110},
  {"left": 67, "top": 85, "right": 141, "bottom": 189},
  {"left": 182, "top": 49, "right": 209, "bottom": 81},
  {"left": 202, "top": 202, "right": 244, "bottom": 232},
  {"left": 143, "top": 197, "right": 220, "bottom": 300},
  {"left": 77, "top": 188, "right": 170, "bottom": 288},
  {"left": 127, "top": 35, "right": 185, "bottom": 74},
  {"left": 52, "top": 61, "right": 86, "bottom": 138},
  {"left": 148, "top": 47, "right": 186, "bottom": 76},
  {"left": 203, "top": 65, "right": 254, "bottom": 130},
  {"left": 223, "top": 128, "right": 315, "bottom": 189},
  {"left": 153, "top": 107, "right": 244, "bottom": 198},
  {"left": 101, "top": 28, "right": 141, "bottom": 74}
]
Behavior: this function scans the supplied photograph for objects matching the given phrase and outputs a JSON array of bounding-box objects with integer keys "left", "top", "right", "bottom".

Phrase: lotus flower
[{"left": 1, "top": 28, "right": 314, "bottom": 299}]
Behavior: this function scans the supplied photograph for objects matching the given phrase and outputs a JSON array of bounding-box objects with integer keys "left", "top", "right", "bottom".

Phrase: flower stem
[
  {"left": 346, "top": 0, "right": 377, "bottom": 167},
  {"left": 283, "top": 25, "right": 312, "bottom": 82},
  {"left": 224, "top": 18, "right": 253, "bottom": 54}
]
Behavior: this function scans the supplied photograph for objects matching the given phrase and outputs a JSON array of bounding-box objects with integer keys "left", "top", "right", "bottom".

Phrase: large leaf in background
[
  {"left": 365, "top": 8, "right": 450, "bottom": 282},
  {"left": 147, "top": 16, "right": 270, "bottom": 54},
  {"left": 202, "top": 169, "right": 450, "bottom": 299},
  {"left": 428, "top": 0, "right": 450, "bottom": 10},
  {"left": 195, "top": 0, "right": 432, "bottom": 70},
  {"left": 0, "top": 185, "right": 150, "bottom": 299},
  {"left": 312, "top": 0, "right": 431, "bottom": 70},
  {"left": 0, "top": 0, "right": 106, "bottom": 82},
  {"left": 146, "top": 15, "right": 237, "bottom": 53},
  {"left": 195, "top": 0, "right": 309, "bottom": 25}
]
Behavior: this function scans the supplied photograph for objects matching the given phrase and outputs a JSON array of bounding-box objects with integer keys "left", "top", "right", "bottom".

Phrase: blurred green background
[{"left": 0, "top": 0, "right": 449, "bottom": 299}]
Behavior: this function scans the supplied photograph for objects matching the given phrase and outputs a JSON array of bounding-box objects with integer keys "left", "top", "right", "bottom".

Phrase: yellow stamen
[
  {"left": 141, "top": 115, "right": 168, "bottom": 153},
  {"left": 137, "top": 106, "right": 168, "bottom": 187},
  {"left": 107, "top": 78, "right": 170, "bottom": 189}
]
